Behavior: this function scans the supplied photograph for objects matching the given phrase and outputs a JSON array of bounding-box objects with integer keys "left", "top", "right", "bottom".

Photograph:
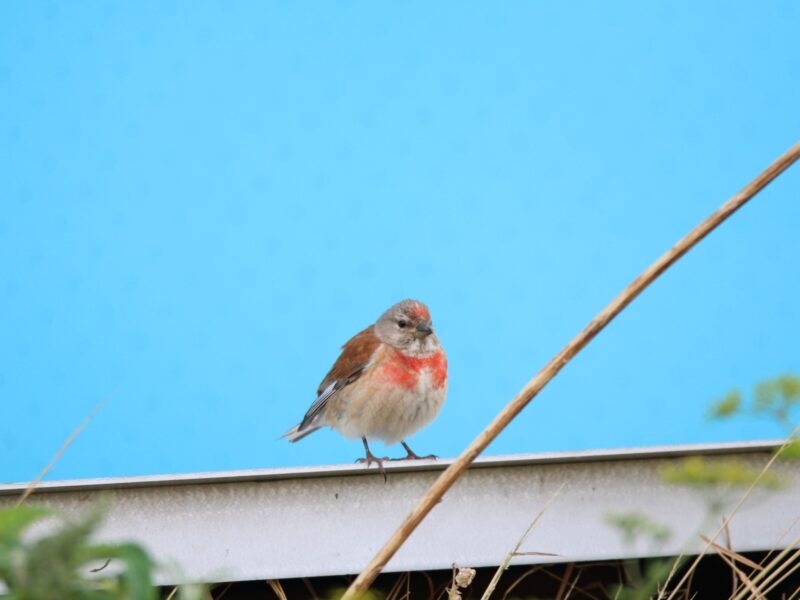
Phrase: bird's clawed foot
[
  {"left": 358, "top": 437, "right": 388, "bottom": 482},
  {"left": 392, "top": 440, "right": 438, "bottom": 461},
  {"left": 356, "top": 452, "right": 389, "bottom": 469}
]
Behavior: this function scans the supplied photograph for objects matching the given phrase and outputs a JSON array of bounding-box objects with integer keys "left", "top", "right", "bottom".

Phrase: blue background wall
[{"left": 1, "top": 2, "right": 798, "bottom": 482}]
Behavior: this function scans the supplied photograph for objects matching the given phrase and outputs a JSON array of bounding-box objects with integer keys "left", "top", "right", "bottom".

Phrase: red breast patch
[{"left": 381, "top": 348, "right": 447, "bottom": 390}]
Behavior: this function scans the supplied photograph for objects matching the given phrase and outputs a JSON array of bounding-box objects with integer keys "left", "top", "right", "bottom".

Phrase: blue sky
[{"left": 1, "top": 2, "right": 799, "bottom": 482}]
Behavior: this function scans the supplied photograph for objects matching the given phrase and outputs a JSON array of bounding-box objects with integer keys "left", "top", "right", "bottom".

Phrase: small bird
[{"left": 284, "top": 299, "right": 447, "bottom": 473}]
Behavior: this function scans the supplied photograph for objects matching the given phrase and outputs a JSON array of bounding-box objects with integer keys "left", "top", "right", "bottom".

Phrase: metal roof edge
[{"left": 0, "top": 439, "right": 782, "bottom": 496}]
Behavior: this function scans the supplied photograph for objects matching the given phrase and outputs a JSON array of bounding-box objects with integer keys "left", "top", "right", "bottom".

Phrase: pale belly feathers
[{"left": 325, "top": 353, "right": 447, "bottom": 445}]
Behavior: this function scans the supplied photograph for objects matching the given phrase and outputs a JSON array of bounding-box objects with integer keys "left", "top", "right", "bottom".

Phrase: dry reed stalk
[
  {"left": 266, "top": 579, "right": 289, "bottom": 600},
  {"left": 660, "top": 424, "right": 800, "bottom": 600},
  {"left": 499, "top": 565, "right": 545, "bottom": 600},
  {"left": 787, "top": 579, "right": 800, "bottom": 600},
  {"left": 715, "top": 552, "right": 765, "bottom": 600},
  {"left": 479, "top": 483, "right": 565, "bottom": 600},
  {"left": 699, "top": 535, "right": 762, "bottom": 571},
  {"left": 757, "top": 549, "right": 800, "bottom": 598},
  {"left": 342, "top": 143, "right": 800, "bottom": 599},
  {"left": 555, "top": 563, "right": 575, "bottom": 600},
  {"left": 16, "top": 395, "right": 111, "bottom": 506},
  {"left": 733, "top": 511, "right": 800, "bottom": 598},
  {"left": 539, "top": 568, "right": 601, "bottom": 600},
  {"left": 734, "top": 532, "right": 800, "bottom": 600}
]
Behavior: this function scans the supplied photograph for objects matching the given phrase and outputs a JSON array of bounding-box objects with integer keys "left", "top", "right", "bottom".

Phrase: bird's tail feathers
[{"left": 281, "top": 423, "right": 322, "bottom": 443}]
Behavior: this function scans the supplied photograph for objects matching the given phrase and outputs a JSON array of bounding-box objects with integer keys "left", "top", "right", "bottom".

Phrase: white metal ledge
[{"left": 1, "top": 440, "right": 797, "bottom": 584}]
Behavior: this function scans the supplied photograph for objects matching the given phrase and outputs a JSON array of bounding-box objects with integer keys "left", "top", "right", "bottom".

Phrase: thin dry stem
[
  {"left": 700, "top": 535, "right": 762, "bottom": 571},
  {"left": 479, "top": 483, "right": 566, "bottom": 600},
  {"left": 758, "top": 549, "right": 800, "bottom": 598},
  {"left": 662, "top": 425, "right": 800, "bottom": 600},
  {"left": 715, "top": 552, "right": 765, "bottom": 600},
  {"left": 563, "top": 565, "right": 582, "bottom": 600},
  {"left": 500, "top": 565, "right": 544, "bottom": 600},
  {"left": 723, "top": 517, "right": 737, "bottom": 598},
  {"left": 266, "top": 579, "right": 289, "bottom": 600},
  {"left": 540, "top": 569, "right": 601, "bottom": 600},
  {"left": 735, "top": 510, "right": 800, "bottom": 598},
  {"left": 555, "top": 563, "right": 576, "bottom": 600},
  {"left": 738, "top": 532, "right": 800, "bottom": 600},
  {"left": 387, "top": 573, "right": 410, "bottom": 600},
  {"left": 212, "top": 582, "right": 233, "bottom": 600},
  {"left": 16, "top": 395, "right": 111, "bottom": 506},
  {"left": 342, "top": 143, "right": 800, "bottom": 599},
  {"left": 786, "top": 578, "right": 800, "bottom": 600},
  {"left": 301, "top": 577, "right": 319, "bottom": 600}
]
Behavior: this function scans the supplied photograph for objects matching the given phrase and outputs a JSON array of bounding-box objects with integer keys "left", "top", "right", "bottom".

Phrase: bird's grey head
[{"left": 374, "top": 299, "right": 439, "bottom": 357}]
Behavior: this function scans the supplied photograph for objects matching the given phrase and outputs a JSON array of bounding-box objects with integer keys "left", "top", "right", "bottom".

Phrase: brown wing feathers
[
  {"left": 294, "top": 326, "right": 381, "bottom": 434},
  {"left": 317, "top": 326, "right": 380, "bottom": 395}
]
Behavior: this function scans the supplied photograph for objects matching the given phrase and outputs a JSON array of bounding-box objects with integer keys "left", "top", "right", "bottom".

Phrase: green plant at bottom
[{"left": 0, "top": 503, "right": 204, "bottom": 600}]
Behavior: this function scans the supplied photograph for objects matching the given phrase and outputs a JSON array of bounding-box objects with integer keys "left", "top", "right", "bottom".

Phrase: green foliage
[
  {"left": 0, "top": 504, "right": 205, "bottom": 600},
  {"left": 606, "top": 512, "right": 671, "bottom": 547},
  {"left": 776, "top": 438, "right": 800, "bottom": 460},
  {"left": 708, "top": 390, "right": 742, "bottom": 419},
  {"left": 606, "top": 557, "right": 678, "bottom": 600},
  {"left": 605, "top": 514, "right": 674, "bottom": 599},
  {"left": 709, "top": 375, "right": 800, "bottom": 429},
  {"left": 661, "top": 456, "right": 784, "bottom": 490},
  {"left": 753, "top": 375, "right": 800, "bottom": 427}
]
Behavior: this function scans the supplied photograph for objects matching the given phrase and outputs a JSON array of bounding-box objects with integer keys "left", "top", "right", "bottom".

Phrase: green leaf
[
  {"left": 754, "top": 380, "right": 777, "bottom": 412},
  {"left": 661, "top": 457, "right": 785, "bottom": 490},
  {"left": 777, "top": 439, "right": 800, "bottom": 461},
  {"left": 0, "top": 505, "right": 54, "bottom": 544},
  {"left": 708, "top": 390, "right": 742, "bottom": 419},
  {"left": 775, "top": 375, "right": 800, "bottom": 401},
  {"left": 606, "top": 512, "right": 671, "bottom": 545}
]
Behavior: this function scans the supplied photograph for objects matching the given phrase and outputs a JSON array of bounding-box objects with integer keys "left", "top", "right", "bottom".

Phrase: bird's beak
[{"left": 415, "top": 322, "right": 433, "bottom": 338}]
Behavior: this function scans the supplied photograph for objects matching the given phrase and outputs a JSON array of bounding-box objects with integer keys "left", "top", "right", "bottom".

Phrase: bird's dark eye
[{"left": 398, "top": 320, "right": 408, "bottom": 328}]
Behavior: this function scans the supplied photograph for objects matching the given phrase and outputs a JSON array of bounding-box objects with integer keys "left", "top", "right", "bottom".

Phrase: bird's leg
[
  {"left": 393, "top": 440, "right": 438, "bottom": 461},
  {"left": 357, "top": 437, "right": 388, "bottom": 481}
]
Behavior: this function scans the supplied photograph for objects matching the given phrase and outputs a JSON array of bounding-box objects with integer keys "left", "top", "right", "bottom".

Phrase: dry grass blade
[
  {"left": 500, "top": 565, "right": 544, "bottom": 600},
  {"left": 730, "top": 530, "right": 800, "bottom": 600},
  {"left": 342, "top": 143, "right": 800, "bottom": 600},
  {"left": 741, "top": 535, "right": 800, "bottom": 600},
  {"left": 722, "top": 517, "right": 737, "bottom": 598},
  {"left": 555, "top": 563, "right": 575, "bottom": 600},
  {"left": 266, "top": 579, "right": 289, "bottom": 600},
  {"left": 715, "top": 553, "right": 765, "bottom": 600},
  {"left": 758, "top": 548, "right": 800, "bottom": 598},
  {"left": 661, "top": 425, "right": 800, "bottom": 600},
  {"left": 212, "top": 582, "right": 233, "bottom": 600},
  {"left": 563, "top": 568, "right": 583, "bottom": 600},
  {"left": 540, "top": 569, "right": 602, "bottom": 600},
  {"left": 787, "top": 580, "right": 800, "bottom": 600},
  {"left": 699, "top": 535, "right": 763, "bottom": 571},
  {"left": 480, "top": 482, "right": 566, "bottom": 600},
  {"left": 387, "top": 573, "right": 410, "bottom": 600},
  {"left": 16, "top": 395, "right": 111, "bottom": 506},
  {"left": 738, "top": 510, "right": 800, "bottom": 597},
  {"left": 302, "top": 577, "right": 319, "bottom": 600}
]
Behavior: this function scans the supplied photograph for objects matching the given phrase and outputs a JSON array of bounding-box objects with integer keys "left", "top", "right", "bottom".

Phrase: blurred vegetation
[
  {"left": 2, "top": 375, "right": 798, "bottom": 599},
  {"left": 661, "top": 456, "right": 784, "bottom": 490},
  {"left": 709, "top": 374, "right": 800, "bottom": 431},
  {"left": 0, "top": 503, "right": 206, "bottom": 600},
  {"left": 605, "top": 512, "right": 671, "bottom": 548},
  {"left": 604, "top": 373, "right": 800, "bottom": 600}
]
